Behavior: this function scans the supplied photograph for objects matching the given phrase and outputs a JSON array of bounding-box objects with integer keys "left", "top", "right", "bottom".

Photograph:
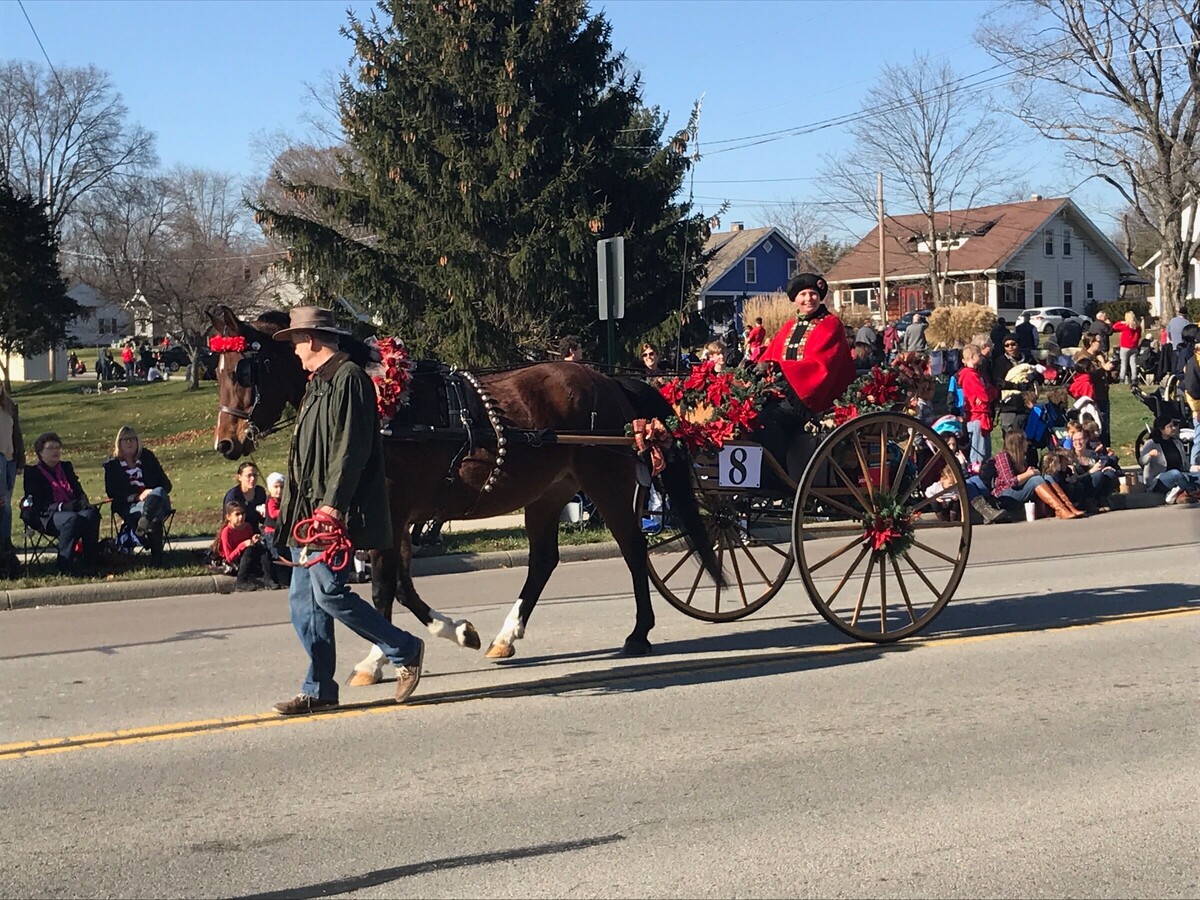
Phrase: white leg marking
[
  {"left": 427, "top": 611, "right": 455, "bottom": 642},
  {"left": 353, "top": 644, "right": 387, "bottom": 679},
  {"left": 494, "top": 599, "right": 526, "bottom": 646}
]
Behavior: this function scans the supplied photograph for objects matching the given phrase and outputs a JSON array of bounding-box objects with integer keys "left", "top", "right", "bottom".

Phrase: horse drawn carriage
[
  {"left": 635, "top": 409, "right": 972, "bottom": 643},
  {"left": 207, "top": 305, "right": 973, "bottom": 669}
]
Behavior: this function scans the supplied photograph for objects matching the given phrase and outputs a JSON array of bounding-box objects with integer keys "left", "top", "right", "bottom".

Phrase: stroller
[{"left": 1131, "top": 380, "right": 1194, "bottom": 460}]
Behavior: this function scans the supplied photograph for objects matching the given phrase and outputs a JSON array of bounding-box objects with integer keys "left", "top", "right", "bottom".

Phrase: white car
[{"left": 1020, "top": 306, "right": 1091, "bottom": 335}]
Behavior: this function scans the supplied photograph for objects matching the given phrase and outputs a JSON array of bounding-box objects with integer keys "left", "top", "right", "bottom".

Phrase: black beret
[{"left": 787, "top": 272, "right": 828, "bottom": 301}]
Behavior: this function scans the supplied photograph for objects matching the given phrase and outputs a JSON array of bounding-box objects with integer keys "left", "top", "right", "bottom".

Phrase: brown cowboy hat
[{"left": 271, "top": 306, "right": 352, "bottom": 341}]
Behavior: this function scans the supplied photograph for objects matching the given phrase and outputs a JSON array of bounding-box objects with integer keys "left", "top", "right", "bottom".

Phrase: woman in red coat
[
  {"left": 958, "top": 342, "right": 998, "bottom": 465},
  {"left": 756, "top": 273, "right": 856, "bottom": 476}
]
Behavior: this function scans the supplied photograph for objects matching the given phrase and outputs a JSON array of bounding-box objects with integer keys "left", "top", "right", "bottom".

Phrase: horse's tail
[{"left": 612, "top": 376, "right": 725, "bottom": 588}]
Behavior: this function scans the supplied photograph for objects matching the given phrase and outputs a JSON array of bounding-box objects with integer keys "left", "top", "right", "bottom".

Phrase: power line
[{"left": 16, "top": 0, "right": 66, "bottom": 92}]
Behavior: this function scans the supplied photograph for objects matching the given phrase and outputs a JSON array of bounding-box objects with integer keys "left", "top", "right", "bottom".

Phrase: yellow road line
[{"left": 2, "top": 605, "right": 1197, "bottom": 762}]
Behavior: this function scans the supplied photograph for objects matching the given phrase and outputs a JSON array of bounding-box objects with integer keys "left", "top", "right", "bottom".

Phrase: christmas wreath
[
  {"left": 655, "top": 361, "right": 782, "bottom": 453},
  {"left": 862, "top": 490, "right": 920, "bottom": 558},
  {"left": 367, "top": 337, "right": 412, "bottom": 422},
  {"left": 826, "top": 351, "right": 932, "bottom": 428}
]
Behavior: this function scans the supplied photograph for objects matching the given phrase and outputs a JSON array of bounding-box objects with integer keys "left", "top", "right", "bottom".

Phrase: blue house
[{"left": 697, "top": 224, "right": 803, "bottom": 332}]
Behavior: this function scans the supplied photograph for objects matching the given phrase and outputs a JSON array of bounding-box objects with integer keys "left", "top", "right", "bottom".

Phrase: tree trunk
[{"left": 187, "top": 347, "right": 201, "bottom": 391}]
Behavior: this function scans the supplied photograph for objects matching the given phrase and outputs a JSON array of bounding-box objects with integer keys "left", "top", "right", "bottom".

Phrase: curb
[{"left": 0, "top": 542, "right": 625, "bottom": 612}]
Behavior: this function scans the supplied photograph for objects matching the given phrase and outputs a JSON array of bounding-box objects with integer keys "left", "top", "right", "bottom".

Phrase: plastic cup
[{"left": 1024, "top": 501, "right": 1037, "bottom": 522}]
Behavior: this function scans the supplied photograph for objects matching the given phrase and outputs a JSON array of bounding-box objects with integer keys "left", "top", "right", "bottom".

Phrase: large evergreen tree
[
  {"left": 0, "top": 181, "right": 78, "bottom": 382},
  {"left": 255, "top": 0, "right": 709, "bottom": 366}
]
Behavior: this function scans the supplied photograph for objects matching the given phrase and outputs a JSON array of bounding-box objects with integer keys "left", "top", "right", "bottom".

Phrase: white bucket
[{"left": 561, "top": 501, "right": 583, "bottom": 524}]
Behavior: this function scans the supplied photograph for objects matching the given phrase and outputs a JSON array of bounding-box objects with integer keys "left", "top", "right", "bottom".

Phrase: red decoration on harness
[
  {"left": 209, "top": 335, "right": 247, "bottom": 353},
  {"left": 370, "top": 336, "right": 412, "bottom": 422},
  {"left": 631, "top": 417, "right": 671, "bottom": 476},
  {"left": 291, "top": 509, "right": 353, "bottom": 571}
]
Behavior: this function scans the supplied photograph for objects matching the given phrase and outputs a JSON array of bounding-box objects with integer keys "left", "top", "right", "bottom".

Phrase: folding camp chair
[{"left": 111, "top": 506, "right": 176, "bottom": 559}]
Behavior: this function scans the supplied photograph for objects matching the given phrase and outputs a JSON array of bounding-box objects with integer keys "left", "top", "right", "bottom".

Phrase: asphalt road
[{"left": 0, "top": 507, "right": 1197, "bottom": 899}]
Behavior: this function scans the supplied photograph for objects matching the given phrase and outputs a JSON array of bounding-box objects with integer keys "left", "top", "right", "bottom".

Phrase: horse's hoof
[
  {"left": 347, "top": 669, "right": 382, "bottom": 687},
  {"left": 484, "top": 641, "right": 515, "bottom": 659},
  {"left": 621, "top": 638, "right": 653, "bottom": 657},
  {"left": 458, "top": 621, "right": 482, "bottom": 650}
]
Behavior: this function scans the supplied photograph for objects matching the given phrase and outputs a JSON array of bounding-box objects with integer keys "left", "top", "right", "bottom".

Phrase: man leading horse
[{"left": 271, "top": 306, "right": 425, "bottom": 716}]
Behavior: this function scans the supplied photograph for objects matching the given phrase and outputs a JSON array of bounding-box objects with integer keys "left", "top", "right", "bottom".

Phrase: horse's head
[{"left": 209, "top": 305, "right": 306, "bottom": 459}]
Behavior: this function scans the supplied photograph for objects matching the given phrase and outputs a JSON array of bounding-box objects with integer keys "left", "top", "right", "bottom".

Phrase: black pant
[
  {"left": 236, "top": 541, "right": 273, "bottom": 585},
  {"left": 46, "top": 508, "right": 101, "bottom": 572}
]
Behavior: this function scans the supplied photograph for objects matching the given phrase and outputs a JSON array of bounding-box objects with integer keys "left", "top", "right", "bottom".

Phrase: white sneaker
[{"left": 1165, "top": 486, "right": 1182, "bottom": 505}]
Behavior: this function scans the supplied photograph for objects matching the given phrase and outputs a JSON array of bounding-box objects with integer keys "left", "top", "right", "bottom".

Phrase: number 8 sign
[{"left": 717, "top": 444, "right": 762, "bottom": 488}]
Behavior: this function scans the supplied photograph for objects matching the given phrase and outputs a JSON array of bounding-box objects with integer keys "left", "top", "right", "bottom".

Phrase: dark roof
[{"left": 825, "top": 197, "right": 1125, "bottom": 284}]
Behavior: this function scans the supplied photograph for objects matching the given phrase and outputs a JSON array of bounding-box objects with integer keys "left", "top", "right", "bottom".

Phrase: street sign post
[{"left": 597, "top": 236, "right": 625, "bottom": 368}]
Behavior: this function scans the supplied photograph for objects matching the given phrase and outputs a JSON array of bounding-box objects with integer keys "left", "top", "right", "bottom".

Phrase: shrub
[
  {"left": 1098, "top": 299, "right": 1151, "bottom": 322},
  {"left": 924, "top": 305, "right": 996, "bottom": 348},
  {"left": 742, "top": 292, "right": 794, "bottom": 337}
]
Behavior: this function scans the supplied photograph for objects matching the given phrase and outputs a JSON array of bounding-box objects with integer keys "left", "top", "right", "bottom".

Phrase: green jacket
[{"left": 279, "top": 352, "right": 393, "bottom": 550}]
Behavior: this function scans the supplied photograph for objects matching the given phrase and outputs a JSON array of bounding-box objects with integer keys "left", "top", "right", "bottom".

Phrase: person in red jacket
[
  {"left": 1111, "top": 310, "right": 1143, "bottom": 385},
  {"left": 959, "top": 342, "right": 999, "bottom": 465},
  {"left": 218, "top": 500, "right": 276, "bottom": 592},
  {"left": 756, "top": 273, "right": 856, "bottom": 477},
  {"left": 761, "top": 273, "right": 856, "bottom": 412}
]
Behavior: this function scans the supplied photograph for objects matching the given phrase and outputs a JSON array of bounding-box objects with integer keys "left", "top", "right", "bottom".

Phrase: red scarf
[{"left": 39, "top": 462, "right": 74, "bottom": 505}]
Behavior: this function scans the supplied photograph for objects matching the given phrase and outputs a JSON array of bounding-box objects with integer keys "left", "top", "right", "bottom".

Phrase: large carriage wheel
[
  {"left": 635, "top": 469, "right": 794, "bottom": 623},
  {"left": 793, "top": 412, "right": 971, "bottom": 642}
]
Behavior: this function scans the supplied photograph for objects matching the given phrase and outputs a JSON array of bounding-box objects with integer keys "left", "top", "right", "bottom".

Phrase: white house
[
  {"left": 825, "top": 196, "right": 1143, "bottom": 321},
  {"left": 1142, "top": 201, "right": 1200, "bottom": 316},
  {"left": 65, "top": 282, "right": 132, "bottom": 347}
]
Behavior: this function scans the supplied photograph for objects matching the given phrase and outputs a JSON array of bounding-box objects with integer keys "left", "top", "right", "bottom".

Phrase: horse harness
[
  {"left": 217, "top": 341, "right": 295, "bottom": 445},
  {"left": 387, "top": 364, "right": 620, "bottom": 522}
]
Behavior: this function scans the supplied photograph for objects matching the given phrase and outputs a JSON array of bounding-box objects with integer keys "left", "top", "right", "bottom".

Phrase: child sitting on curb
[{"left": 218, "top": 500, "right": 277, "bottom": 592}]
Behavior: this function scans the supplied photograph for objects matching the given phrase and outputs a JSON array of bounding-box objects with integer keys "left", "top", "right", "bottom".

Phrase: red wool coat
[{"left": 762, "top": 309, "right": 856, "bottom": 412}]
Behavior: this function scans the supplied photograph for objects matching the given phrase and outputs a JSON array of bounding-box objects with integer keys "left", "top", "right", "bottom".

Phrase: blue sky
[{"left": 1, "top": 0, "right": 1124, "bottom": 240}]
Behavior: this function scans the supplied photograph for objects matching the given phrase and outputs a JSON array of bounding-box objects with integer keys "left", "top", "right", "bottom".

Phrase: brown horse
[{"left": 207, "top": 307, "right": 720, "bottom": 682}]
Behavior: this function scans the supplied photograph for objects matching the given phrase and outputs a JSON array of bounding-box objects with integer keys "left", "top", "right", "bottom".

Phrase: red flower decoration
[
  {"left": 655, "top": 362, "right": 780, "bottom": 453},
  {"left": 370, "top": 337, "right": 412, "bottom": 421},
  {"left": 208, "top": 335, "right": 247, "bottom": 353}
]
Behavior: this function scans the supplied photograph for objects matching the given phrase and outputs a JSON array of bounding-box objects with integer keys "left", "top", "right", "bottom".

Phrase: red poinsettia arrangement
[
  {"left": 368, "top": 337, "right": 412, "bottom": 422},
  {"left": 861, "top": 491, "right": 919, "bottom": 558},
  {"left": 656, "top": 361, "right": 781, "bottom": 453},
  {"left": 827, "top": 352, "right": 932, "bottom": 428}
]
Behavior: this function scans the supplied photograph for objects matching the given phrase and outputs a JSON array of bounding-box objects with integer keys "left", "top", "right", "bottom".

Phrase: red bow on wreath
[{"left": 208, "top": 335, "right": 247, "bottom": 353}]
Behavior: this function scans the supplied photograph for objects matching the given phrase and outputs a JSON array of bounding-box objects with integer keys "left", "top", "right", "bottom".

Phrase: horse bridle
[{"left": 215, "top": 340, "right": 295, "bottom": 444}]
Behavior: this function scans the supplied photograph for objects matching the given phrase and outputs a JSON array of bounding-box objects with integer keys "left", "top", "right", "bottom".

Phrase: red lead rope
[{"left": 290, "top": 509, "right": 353, "bottom": 571}]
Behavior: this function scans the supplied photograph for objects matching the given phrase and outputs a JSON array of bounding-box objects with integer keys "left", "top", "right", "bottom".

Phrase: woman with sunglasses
[
  {"left": 639, "top": 343, "right": 667, "bottom": 375},
  {"left": 103, "top": 424, "right": 173, "bottom": 566}
]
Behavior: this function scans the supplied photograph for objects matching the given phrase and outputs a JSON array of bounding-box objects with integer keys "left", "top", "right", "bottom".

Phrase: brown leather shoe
[
  {"left": 394, "top": 640, "right": 425, "bottom": 704},
  {"left": 272, "top": 694, "right": 338, "bottom": 716}
]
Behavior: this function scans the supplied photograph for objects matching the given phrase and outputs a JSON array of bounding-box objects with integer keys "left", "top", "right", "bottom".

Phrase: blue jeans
[
  {"left": 129, "top": 486, "right": 172, "bottom": 526},
  {"left": 966, "top": 420, "right": 992, "bottom": 465},
  {"left": 288, "top": 556, "right": 421, "bottom": 703},
  {"left": 1191, "top": 419, "right": 1200, "bottom": 469},
  {"left": 997, "top": 473, "right": 1049, "bottom": 510},
  {"left": 0, "top": 458, "right": 15, "bottom": 547},
  {"left": 1155, "top": 469, "right": 1200, "bottom": 494}
]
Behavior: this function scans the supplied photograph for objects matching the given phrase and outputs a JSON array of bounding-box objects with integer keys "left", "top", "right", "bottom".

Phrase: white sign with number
[{"left": 718, "top": 444, "right": 762, "bottom": 488}]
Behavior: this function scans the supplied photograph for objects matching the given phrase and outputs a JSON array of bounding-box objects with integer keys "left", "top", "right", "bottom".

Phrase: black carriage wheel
[
  {"left": 636, "top": 476, "right": 794, "bottom": 623},
  {"left": 793, "top": 411, "right": 971, "bottom": 643}
]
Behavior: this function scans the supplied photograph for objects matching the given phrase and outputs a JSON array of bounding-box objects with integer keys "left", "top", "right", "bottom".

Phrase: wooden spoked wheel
[
  {"left": 793, "top": 412, "right": 971, "bottom": 642},
  {"left": 636, "top": 475, "right": 794, "bottom": 622}
]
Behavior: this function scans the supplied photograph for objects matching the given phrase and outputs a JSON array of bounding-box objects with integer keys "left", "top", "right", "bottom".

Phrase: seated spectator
[
  {"left": 639, "top": 343, "right": 668, "bottom": 375},
  {"left": 22, "top": 432, "right": 101, "bottom": 575},
  {"left": 558, "top": 335, "right": 583, "bottom": 363},
  {"left": 146, "top": 363, "right": 165, "bottom": 382},
  {"left": 223, "top": 461, "right": 267, "bottom": 533},
  {"left": 103, "top": 424, "right": 173, "bottom": 567},
  {"left": 975, "top": 430, "right": 1085, "bottom": 519},
  {"left": 263, "top": 471, "right": 291, "bottom": 585},
  {"left": 1139, "top": 415, "right": 1200, "bottom": 504},
  {"left": 218, "top": 500, "right": 276, "bottom": 591},
  {"left": 852, "top": 341, "right": 873, "bottom": 374},
  {"left": 701, "top": 340, "right": 726, "bottom": 372}
]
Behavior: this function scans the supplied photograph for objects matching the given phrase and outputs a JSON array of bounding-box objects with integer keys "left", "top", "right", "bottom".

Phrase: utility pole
[{"left": 877, "top": 172, "right": 887, "bottom": 323}]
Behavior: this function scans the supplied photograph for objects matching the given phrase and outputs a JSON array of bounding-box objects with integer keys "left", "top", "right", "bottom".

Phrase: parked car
[
  {"left": 894, "top": 308, "right": 936, "bottom": 335},
  {"left": 1021, "top": 307, "right": 1091, "bottom": 335}
]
